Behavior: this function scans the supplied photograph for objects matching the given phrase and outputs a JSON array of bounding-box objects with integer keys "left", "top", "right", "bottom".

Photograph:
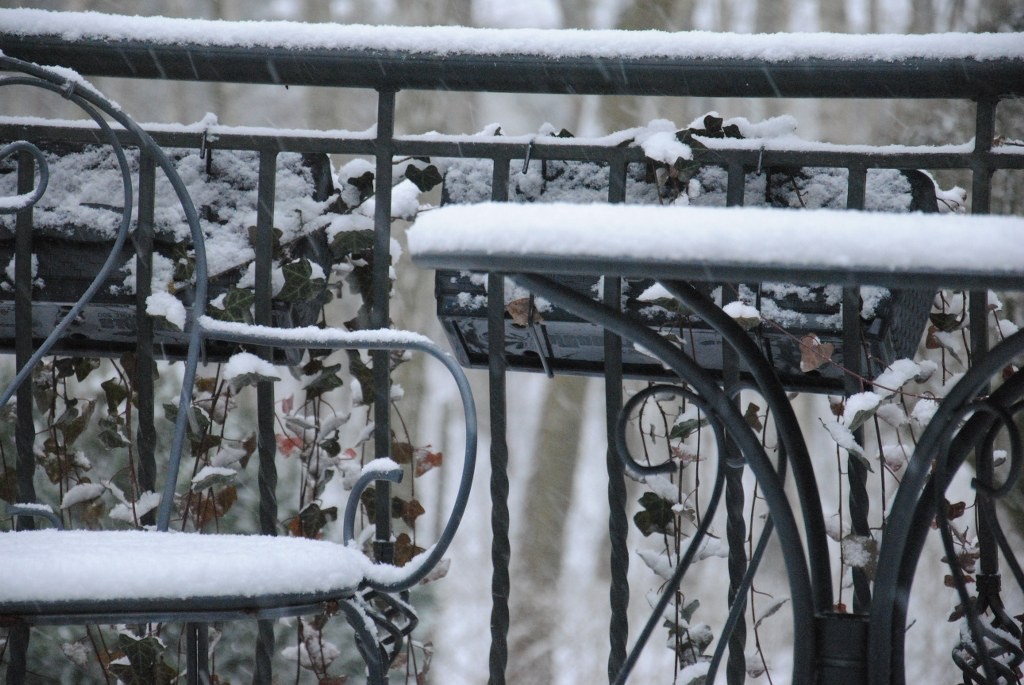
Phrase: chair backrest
[{"left": 0, "top": 55, "right": 476, "bottom": 580}]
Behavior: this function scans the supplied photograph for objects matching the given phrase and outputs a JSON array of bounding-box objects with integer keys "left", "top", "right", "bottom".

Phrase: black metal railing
[{"left": 1, "top": 11, "right": 1023, "bottom": 684}]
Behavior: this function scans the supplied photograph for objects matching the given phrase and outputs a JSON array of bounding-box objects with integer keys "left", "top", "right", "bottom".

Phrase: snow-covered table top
[
  {"left": 0, "top": 529, "right": 367, "bottom": 612},
  {"left": 408, "top": 203, "right": 1024, "bottom": 291}
]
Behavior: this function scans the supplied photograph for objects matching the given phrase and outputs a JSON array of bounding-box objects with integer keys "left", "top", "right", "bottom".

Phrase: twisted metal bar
[{"left": 487, "top": 160, "right": 512, "bottom": 685}]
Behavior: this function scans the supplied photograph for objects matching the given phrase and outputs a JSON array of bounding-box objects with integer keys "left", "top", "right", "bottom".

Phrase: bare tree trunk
[
  {"left": 599, "top": 0, "right": 697, "bottom": 134},
  {"left": 755, "top": 0, "right": 789, "bottom": 33},
  {"left": 507, "top": 375, "right": 589, "bottom": 683},
  {"left": 908, "top": 0, "right": 934, "bottom": 33}
]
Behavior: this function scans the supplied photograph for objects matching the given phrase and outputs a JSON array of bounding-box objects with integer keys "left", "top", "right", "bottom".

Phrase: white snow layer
[
  {"left": 2, "top": 8, "right": 1022, "bottom": 62},
  {"left": 0, "top": 529, "right": 368, "bottom": 602},
  {"left": 408, "top": 203, "right": 1024, "bottom": 278}
]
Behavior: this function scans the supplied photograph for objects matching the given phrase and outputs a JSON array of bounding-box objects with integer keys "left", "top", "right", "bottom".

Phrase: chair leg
[
  {"left": 5, "top": 625, "right": 30, "bottom": 685},
  {"left": 341, "top": 601, "right": 387, "bottom": 685}
]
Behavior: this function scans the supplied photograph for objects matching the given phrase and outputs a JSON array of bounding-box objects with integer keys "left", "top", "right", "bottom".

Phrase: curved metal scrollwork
[
  {"left": 0, "top": 140, "right": 48, "bottom": 214},
  {"left": 511, "top": 271, "right": 819, "bottom": 685},
  {"left": 938, "top": 397, "right": 1024, "bottom": 684},
  {"left": 872, "top": 330, "right": 1024, "bottom": 685}
]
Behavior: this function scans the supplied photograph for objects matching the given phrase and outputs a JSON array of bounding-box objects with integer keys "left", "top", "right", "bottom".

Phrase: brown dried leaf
[
  {"left": 391, "top": 441, "right": 414, "bottom": 464},
  {"left": 414, "top": 447, "right": 443, "bottom": 477},
  {"left": 506, "top": 297, "right": 542, "bottom": 327},
  {"left": 395, "top": 532, "right": 425, "bottom": 567},
  {"left": 799, "top": 334, "right": 834, "bottom": 373}
]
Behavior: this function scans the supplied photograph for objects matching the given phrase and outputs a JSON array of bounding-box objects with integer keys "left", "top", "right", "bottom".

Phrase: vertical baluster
[
  {"left": 605, "top": 153, "right": 629, "bottom": 682},
  {"left": 14, "top": 149, "right": 35, "bottom": 529},
  {"left": 373, "top": 89, "right": 397, "bottom": 567},
  {"left": 488, "top": 156, "right": 511, "bottom": 685},
  {"left": 723, "top": 159, "right": 748, "bottom": 685},
  {"left": 7, "top": 145, "right": 36, "bottom": 685},
  {"left": 135, "top": 148, "right": 157, "bottom": 526},
  {"left": 845, "top": 165, "right": 871, "bottom": 614},
  {"left": 254, "top": 147, "right": 278, "bottom": 682},
  {"left": 970, "top": 97, "right": 1003, "bottom": 676}
]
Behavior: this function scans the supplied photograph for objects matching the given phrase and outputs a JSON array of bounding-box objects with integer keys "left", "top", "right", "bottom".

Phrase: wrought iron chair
[{"left": 0, "top": 55, "right": 476, "bottom": 684}]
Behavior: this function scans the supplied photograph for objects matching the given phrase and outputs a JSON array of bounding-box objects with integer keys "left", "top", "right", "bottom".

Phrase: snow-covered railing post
[{"left": 0, "top": 8, "right": 1023, "bottom": 685}]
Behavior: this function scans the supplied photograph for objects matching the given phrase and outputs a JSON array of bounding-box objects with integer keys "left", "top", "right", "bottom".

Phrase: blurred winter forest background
[{"left": 3, "top": 0, "right": 1023, "bottom": 683}]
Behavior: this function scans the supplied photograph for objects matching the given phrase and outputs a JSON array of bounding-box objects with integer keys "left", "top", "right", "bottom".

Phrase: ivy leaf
[
  {"left": 405, "top": 164, "right": 443, "bottom": 192},
  {"left": 392, "top": 496, "right": 425, "bottom": 527},
  {"left": 799, "top": 334, "right": 834, "bottom": 373},
  {"left": 277, "top": 259, "right": 326, "bottom": 303},
  {"left": 743, "top": 402, "right": 763, "bottom": 432},
  {"left": 679, "top": 598, "right": 700, "bottom": 623},
  {"left": 304, "top": 363, "right": 344, "bottom": 400},
  {"left": 506, "top": 298, "right": 542, "bottom": 327},
  {"left": 98, "top": 415, "right": 130, "bottom": 448},
  {"left": 391, "top": 441, "right": 414, "bottom": 464},
  {"left": 289, "top": 502, "right": 338, "bottom": 539},
  {"left": 59, "top": 399, "right": 96, "bottom": 448},
  {"left": 346, "top": 352, "right": 375, "bottom": 406},
  {"left": 929, "top": 311, "right": 962, "bottom": 332},
  {"left": 190, "top": 466, "right": 236, "bottom": 492},
  {"left": 101, "top": 377, "right": 129, "bottom": 415},
  {"left": 346, "top": 170, "right": 375, "bottom": 204},
  {"left": 633, "top": 491, "right": 675, "bottom": 537},
  {"left": 209, "top": 287, "right": 255, "bottom": 324},
  {"left": 414, "top": 447, "right": 443, "bottom": 477},
  {"left": 246, "top": 226, "right": 284, "bottom": 258},
  {"left": 670, "top": 416, "right": 709, "bottom": 441},
  {"left": 395, "top": 532, "right": 425, "bottom": 567},
  {"left": 753, "top": 597, "right": 790, "bottom": 630},
  {"left": 329, "top": 229, "right": 374, "bottom": 260},
  {"left": 230, "top": 370, "right": 281, "bottom": 392},
  {"left": 108, "top": 634, "right": 177, "bottom": 685}
]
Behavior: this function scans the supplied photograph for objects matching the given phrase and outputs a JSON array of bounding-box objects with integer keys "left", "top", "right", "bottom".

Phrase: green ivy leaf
[
  {"left": 346, "top": 170, "right": 375, "bottom": 203},
  {"left": 405, "top": 164, "right": 443, "bottom": 192},
  {"left": 59, "top": 400, "right": 96, "bottom": 448},
  {"left": 247, "top": 225, "right": 284, "bottom": 259},
  {"left": 346, "top": 351, "right": 375, "bottom": 406},
  {"left": 72, "top": 358, "right": 100, "bottom": 383},
  {"left": 101, "top": 377, "right": 129, "bottom": 415},
  {"left": 329, "top": 229, "right": 374, "bottom": 260},
  {"left": 209, "top": 287, "right": 255, "bottom": 324},
  {"left": 230, "top": 370, "right": 281, "bottom": 392},
  {"left": 929, "top": 311, "right": 962, "bottom": 332},
  {"left": 304, "top": 363, "right": 344, "bottom": 400},
  {"left": 277, "top": 259, "right": 326, "bottom": 303},
  {"left": 108, "top": 634, "right": 177, "bottom": 685},
  {"left": 191, "top": 467, "right": 236, "bottom": 492},
  {"left": 293, "top": 502, "right": 338, "bottom": 539},
  {"left": 633, "top": 491, "right": 675, "bottom": 537},
  {"left": 670, "top": 416, "right": 709, "bottom": 441}
]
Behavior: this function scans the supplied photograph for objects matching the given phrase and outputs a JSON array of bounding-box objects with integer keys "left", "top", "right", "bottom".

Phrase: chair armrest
[{"left": 196, "top": 318, "right": 479, "bottom": 593}]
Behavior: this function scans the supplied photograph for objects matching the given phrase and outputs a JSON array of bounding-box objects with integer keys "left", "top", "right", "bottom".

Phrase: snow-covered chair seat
[
  {"left": 0, "top": 528, "right": 370, "bottom": 622},
  {"left": 0, "top": 56, "right": 477, "bottom": 685}
]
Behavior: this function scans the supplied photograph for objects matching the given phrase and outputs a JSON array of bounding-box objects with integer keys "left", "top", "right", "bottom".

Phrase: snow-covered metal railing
[{"left": 1, "top": 8, "right": 1023, "bottom": 685}]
